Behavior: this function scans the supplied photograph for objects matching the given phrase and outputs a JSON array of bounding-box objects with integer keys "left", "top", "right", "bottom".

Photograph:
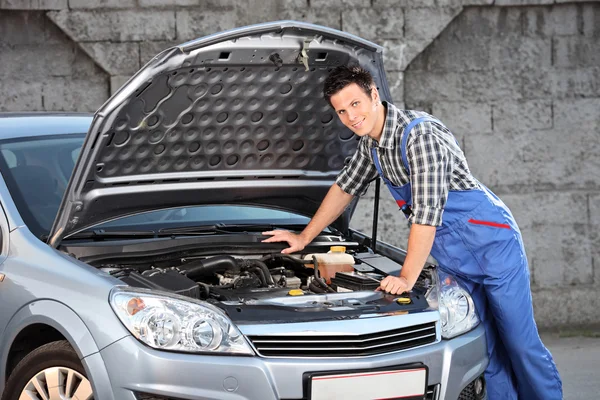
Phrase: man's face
[{"left": 329, "top": 83, "right": 380, "bottom": 138}]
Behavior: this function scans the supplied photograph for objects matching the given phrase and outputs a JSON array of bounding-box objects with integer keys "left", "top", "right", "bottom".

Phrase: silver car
[{"left": 0, "top": 21, "right": 487, "bottom": 400}]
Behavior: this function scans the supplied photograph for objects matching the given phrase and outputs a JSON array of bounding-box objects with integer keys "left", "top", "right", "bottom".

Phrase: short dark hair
[{"left": 323, "top": 65, "right": 374, "bottom": 107}]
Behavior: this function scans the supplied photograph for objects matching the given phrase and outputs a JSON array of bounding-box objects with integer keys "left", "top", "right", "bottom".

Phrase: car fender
[{"left": 0, "top": 299, "right": 115, "bottom": 394}]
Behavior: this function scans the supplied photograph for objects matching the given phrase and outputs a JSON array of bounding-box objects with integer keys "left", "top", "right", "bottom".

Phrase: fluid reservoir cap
[
  {"left": 330, "top": 246, "right": 346, "bottom": 253},
  {"left": 288, "top": 289, "right": 304, "bottom": 296}
]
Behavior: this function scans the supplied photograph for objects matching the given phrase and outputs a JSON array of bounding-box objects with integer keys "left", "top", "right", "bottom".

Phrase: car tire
[{"left": 1, "top": 340, "right": 94, "bottom": 400}]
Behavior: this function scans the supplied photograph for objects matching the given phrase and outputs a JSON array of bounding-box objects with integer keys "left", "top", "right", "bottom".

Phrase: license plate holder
[{"left": 305, "top": 363, "right": 428, "bottom": 400}]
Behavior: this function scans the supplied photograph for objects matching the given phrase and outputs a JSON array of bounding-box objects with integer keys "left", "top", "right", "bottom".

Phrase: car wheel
[{"left": 2, "top": 340, "right": 94, "bottom": 400}]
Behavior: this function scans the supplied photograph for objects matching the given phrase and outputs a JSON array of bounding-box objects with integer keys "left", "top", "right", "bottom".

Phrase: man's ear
[
  {"left": 371, "top": 86, "right": 379, "bottom": 108},
  {"left": 371, "top": 86, "right": 380, "bottom": 104}
]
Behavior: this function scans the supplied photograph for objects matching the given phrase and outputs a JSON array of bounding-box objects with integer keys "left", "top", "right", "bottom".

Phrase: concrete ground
[{"left": 541, "top": 333, "right": 600, "bottom": 400}]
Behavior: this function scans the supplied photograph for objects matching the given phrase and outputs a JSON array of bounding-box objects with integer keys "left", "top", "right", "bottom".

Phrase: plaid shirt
[{"left": 336, "top": 101, "right": 478, "bottom": 226}]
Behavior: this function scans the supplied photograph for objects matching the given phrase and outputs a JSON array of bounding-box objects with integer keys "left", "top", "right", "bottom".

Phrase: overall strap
[
  {"left": 370, "top": 148, "right": 393, "bottom": 186},
  {"left": 400, "top": 117, "right": 441, "bottom": 175}
]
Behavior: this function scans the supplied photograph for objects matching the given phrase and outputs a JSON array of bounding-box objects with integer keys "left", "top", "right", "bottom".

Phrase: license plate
[{"left": 309, "top": 366, "right": 427, "bottom": 400}]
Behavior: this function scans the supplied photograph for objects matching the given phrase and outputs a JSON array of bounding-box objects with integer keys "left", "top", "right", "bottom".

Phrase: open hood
[{"left": 49, "top": 21, "right": 391, "bottom": 247}]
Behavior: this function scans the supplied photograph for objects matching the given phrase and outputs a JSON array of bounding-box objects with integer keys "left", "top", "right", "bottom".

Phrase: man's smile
[{"left": 352, "top": 118, "right": 365, "bottom": 129}]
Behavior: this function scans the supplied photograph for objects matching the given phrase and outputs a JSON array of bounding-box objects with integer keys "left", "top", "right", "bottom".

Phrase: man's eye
[
  {"left": 338, "top": 110, "right": 345, "bottom": 115},
  {"left": 352, "top": 102, "right": 359, "bottom": 106}
]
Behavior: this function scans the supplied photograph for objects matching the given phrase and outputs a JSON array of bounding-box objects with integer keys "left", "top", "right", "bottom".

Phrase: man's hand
[
  {"left": 262, "top": 230, "right": 309, "bottom": 254},
  {"left": 377, "top": 276, "right": 412, "bottom": 295}
]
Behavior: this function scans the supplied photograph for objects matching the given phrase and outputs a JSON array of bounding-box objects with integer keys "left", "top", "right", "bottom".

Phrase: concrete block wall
[{"left": 0, "top": 0, "right": 598, "bottom": 329}]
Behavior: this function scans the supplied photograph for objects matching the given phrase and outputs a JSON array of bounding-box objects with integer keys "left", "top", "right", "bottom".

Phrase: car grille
[{"left": 247, "top": 321, "right": 437, "bottom": 358}]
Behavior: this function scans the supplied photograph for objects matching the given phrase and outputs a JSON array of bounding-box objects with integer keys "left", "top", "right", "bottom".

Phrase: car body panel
[
  {"left": 48, "top": 21, "right": 393, "bottom": 246},
  {"left": 98, "top": 326, "right": 487, "bottom": 399}
]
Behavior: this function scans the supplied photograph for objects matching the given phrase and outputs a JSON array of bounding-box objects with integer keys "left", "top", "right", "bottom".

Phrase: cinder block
[
  {"left": 234, "top": 0, "right": 299, "bottom": 27},
  {"left": 386, "top": 71, "right": 404, "bottom": 105},
  {"left": 42, "top": 77, "right": 108, "bottom": 112},
  {"left": 501, "top": 192, "right": 589, "bottom": 229},
  {"left": 48, "top": 10, "right": 176, "bottom": 42},
  {"left": 0, "top": 11, "right": 50, "bottom": 45},
  {"left": 494, "top": 0, "right": 553, "bottom": 5},
  {"left": 582, "top": 3, "right": 600, "bottom": 37},
  {"left": 0, "top": 0, "right": 66, "bottom": 9},
  {"left": 311, "top": 0, "right": 368, "bottom": 7},
  {"left": 491, "top": 37, "right": 552, "bottom": 70},
  {"left": 493, "top": 100, "right": 552, "bottom": 132},
  {"left": 110, "top": 75, "right": 131, "bottom": 95},
  {"left": 381, "top": 39, "right": 419, "bottom": 71},
  {"left": 68, "top": 0, "right": 135, "bottom": 8},
  {"left": 465, "top": 127, "right": 599, "bottom": 191},
  {"left": 279, "top": 7, "right": 341, "bottom": 30},
  {"left": 139, "top": 40, "right": 180, "bottom": 67},
  {"left": 138, "top": 0, "right": 201, "bottom": 6},
  {"left": 522, "top": 67, "right": 600, "bottom": 99},
  {"left": 423, "top": 35, "right": 492, "bottom": 72},
  {"left": 404, "top": 7, "right": 462, "bottom": 41},
  {"left": 532, "top": 286, "right": 600, "bottom": 329},
  {"left": 342, "top": 8, "right": 404, "bottom": 41},
  {"left": 521, "top": 223, "right": 593, "bottom": 287},
  {"left": 553, "top": 68, "right": 600, "bottom": 98},
  {"left": 432, "top": 101, "right": 492, "bottom": 137},
  {"left": 460, "top": 0, "right": 493, "bottom": 4},
  {"left": 404, "top": 71, "right": 463, "bottom": 103},
  {"left": 522, "top": 5, "right": 579, "bottom": 37},
  {"left": 447, "top": 6, "right": 522, "bottom": 39},
  {"left": 72, "top": 46, "right": 106, "bottom": 78},
  {"left": 373, "top": 0, "right": 435, "bottom": 7},
  {"left": 175, "top": 9, "right": 238, "bottom": 41},
  {"left": 80, "top": 42, "right": 140, "bottom": 75},
  {"left": 591, "top": 193, "right": 600, "bottom": 226},
  {"left": 554, "top": 36, "right": 600, "bottom": 68},
  {"left": 554, "top": 98, "right": 600, "bottom": 127},
  {"left": 0, "top": 81, "right": 43, "bottom": 111},
  {"left": 0, "top": 44, "right": 74, "bottom": 79},
  {"left": 461, "top": 69, "right": 522, "bottom": 101}
]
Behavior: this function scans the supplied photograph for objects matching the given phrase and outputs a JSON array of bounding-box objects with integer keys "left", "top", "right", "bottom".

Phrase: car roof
[{"left": 0, "top": 113, "right": 93, "bottom": 140}]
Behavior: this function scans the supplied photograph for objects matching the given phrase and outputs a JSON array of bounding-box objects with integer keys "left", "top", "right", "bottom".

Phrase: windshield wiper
[
  {"left": 65, "top": 229, "right": 158, "bottom": 240},
  {"left": 158, "top": 223, "right": 306, "bottom": 235}
]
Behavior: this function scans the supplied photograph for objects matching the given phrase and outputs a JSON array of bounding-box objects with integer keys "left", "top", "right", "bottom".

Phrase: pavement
[{"left": 541, "top": 333, "right": 600, "bottom": 400}]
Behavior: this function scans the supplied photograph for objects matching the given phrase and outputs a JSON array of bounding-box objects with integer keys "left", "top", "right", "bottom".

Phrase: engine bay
[{"left": 102, "top": 250, "right": 387, "bottom": 303}]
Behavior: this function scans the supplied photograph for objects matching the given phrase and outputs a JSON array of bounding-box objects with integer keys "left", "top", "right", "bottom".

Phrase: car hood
[{"left": 48, "top": 21, "right": 391, "bottom": 247}]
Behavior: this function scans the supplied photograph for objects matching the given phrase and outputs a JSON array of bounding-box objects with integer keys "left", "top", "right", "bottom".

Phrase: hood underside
[{"left": 49, "top": 21, "right": 391, "bottom": 247}]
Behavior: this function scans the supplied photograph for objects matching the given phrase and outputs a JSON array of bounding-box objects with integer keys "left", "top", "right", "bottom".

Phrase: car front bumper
[{"left": 87, "top": 323, "right": 487, "bottom": 400}]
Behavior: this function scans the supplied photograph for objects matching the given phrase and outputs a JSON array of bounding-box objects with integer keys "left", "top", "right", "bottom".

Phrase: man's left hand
[{"left": 377, "top": 276, "right": 412, "bottom": 295}]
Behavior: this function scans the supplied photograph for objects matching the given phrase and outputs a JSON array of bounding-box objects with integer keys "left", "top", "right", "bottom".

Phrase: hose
[
  {"left": 251, "top": 260, "right": 275, "bottom": 286},
  {"left": 178, "top": 255, "right": 238, "bottom": 280},
  {"left": 312, "top": 256, "right": 336, "bottom": 293},
  {"left": 249, "top": 266, "right": 268, "bottom": 287}
]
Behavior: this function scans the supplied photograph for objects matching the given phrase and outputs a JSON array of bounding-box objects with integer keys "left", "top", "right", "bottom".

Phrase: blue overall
[{"left": 371, "top": 117, "right": 562, "bottom": 400}]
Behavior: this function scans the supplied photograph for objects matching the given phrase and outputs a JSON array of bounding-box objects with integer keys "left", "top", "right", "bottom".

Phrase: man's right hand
[{"left": 261, "top": 230, "right": 309, "bottom": 254}]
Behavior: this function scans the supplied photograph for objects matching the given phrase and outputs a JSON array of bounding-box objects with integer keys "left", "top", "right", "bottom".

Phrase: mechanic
[{"left": 262, "top": 65, "right": 563, "bottom": 400}]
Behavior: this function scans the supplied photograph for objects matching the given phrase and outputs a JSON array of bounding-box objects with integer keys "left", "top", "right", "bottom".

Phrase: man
[{"left": 262, "top": 65, "right": 563, "bottom": 400}]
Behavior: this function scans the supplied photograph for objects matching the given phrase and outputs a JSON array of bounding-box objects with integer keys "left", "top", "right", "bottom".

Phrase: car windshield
[{"left": 0, "top": 135, "right": 312, "bottom": 239}]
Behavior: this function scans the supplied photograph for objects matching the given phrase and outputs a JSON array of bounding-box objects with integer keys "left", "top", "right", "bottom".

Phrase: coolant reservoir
[{"left": 303, "top": 246, "right": 355, "bottom": 284}]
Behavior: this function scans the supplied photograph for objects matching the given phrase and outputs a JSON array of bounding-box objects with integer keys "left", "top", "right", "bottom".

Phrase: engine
[{"left": 106, "top": 252, "right": 384, "bottom": 302}]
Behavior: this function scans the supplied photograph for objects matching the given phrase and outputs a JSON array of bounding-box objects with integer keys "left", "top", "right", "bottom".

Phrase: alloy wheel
[{"left": 19, "top": 366, "right": 93, "bottom": 400}]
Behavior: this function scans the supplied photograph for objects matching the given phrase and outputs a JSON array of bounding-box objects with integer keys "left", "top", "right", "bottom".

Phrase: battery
[{"left": 330, "top": 271, "right": 380, "bottom": 291}]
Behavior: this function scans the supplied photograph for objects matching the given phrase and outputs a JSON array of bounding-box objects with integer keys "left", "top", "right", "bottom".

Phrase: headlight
[
  {"left": 109, "top": 287, "right": 254, "bottom": 355},
  {"left": 426, "top": 270, "right": 479, "bottom": 339}
]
